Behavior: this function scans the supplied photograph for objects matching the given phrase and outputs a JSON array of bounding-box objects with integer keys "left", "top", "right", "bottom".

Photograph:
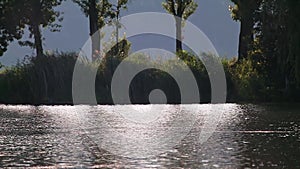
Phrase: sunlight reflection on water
[{"left": 0, "top": 104, "right": 299, "bottom": 168}]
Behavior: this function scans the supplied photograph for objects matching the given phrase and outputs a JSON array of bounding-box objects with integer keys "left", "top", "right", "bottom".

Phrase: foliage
[
  {"left": 1, "top": 0, "right": 300, "bottom": 104},
  {"left": 0, "top": 53, "right": 76, "bottom": 104},
  {"left": 0, "top": 0, "right": 64, "bottom": 57},
  {"left": 230, "top": 0, "right": 300, "bottom": 98},
  {"left": 162, "top": 0, "right": 198, "bottom": 20},
  {"left": 162, "top": 0, "right": 198, "bottom": 52},
  {"left": 229, "top": 0, "right": 262, "bottom": 60},
  {"left": 73, "top": 0, "right": 119, "bottom": 28},
  {"left": 0, "top": 0, "right": 24, "bottom": 56},
  {"left": 0, "top": 50, "right": 210, "bottom": 104},
  {"left": 1, "top": 48, "right": 300, "bottom": 104},
  {"left": 73, "top": 0, "right": 128, "bottom": 61},
  {"left": 225, "top": 58, "right": 268, "bottom": 102}
]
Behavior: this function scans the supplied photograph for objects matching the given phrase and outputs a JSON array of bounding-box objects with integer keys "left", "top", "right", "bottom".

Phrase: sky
[{"left": 0, "top": 0, "right": 239, "bottom": 66}]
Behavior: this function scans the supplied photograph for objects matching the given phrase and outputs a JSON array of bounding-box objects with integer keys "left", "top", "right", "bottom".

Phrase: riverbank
[{"left": 1, "top": 51, "right": 299, "bottom": 105}]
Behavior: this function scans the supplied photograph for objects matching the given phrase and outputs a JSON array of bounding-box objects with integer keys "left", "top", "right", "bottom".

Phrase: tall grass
[
  {"left": 1, "top": 49, "right": 294, "bottom": 105},
  {"left": 0, "top": 53, "right": 77, "bottom": 104}
]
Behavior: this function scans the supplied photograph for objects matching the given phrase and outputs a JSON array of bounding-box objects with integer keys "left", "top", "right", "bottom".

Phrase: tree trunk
[
  {"left": 89, "top": 0, "right": 100, "bottom": 62},
  {"left": 32, "top": 23, "right": 49, "bottom": 102},
  {"left": 31, "top": 0, "right": 44, "bottom": 58},
  {"left": 238, "top": 17, "right": 253, "bottom": 61},
  {"left": 175, "top": 17, "right": 183, "bottom": 52},
  {"left": 32, "top": 23, "right": 44, "bottom": 58}
]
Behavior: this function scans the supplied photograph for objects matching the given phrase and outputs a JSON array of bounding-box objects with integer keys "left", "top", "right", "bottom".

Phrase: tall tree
[
  {"left": 0, "top": 0, "right": 25, "bottom": 56},
  {"left": 26, "top": 0, "right": 63, "bottom": 58},
  {"left": 0, "top": 0, "right": 63, "bottom": 57},
  {"left": 162, "top": 0, "right": 198, "bottom": 52},
  {"left": 230, "top": 0, "right": 300, "bottom": 93},
  {"left": 258, "top": 0, "right": 287, "bottom": 85},
  {"left": 229, "top": 0, "right": 262, "bottom": 61},
  {"left": 112, "top": 0, "right": 128, "bottom": 47},
  {"left": 286, "top": 0, "right": 300, "bottom": 88},
  {"left": 73, "top": 0, "right": 127, "bottom": 61}
]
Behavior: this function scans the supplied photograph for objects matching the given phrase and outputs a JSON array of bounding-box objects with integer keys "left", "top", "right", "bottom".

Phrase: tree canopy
[
  {"left": 73, "top": 0, "right": 128, "bottom": 61},
  {"left": 162, "top": 0, "right": 198, "bottom": 52},
  {"left": 230, "top": 0, "right": 300, "bottom": 91},
  {"left": 0, "top": 0, "right": 64, "bottom": 57}
]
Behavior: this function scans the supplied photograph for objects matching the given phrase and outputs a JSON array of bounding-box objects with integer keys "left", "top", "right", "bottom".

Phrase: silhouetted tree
[
  {"left": 0, "top": 0, "right": 63, "bottom": 57},
  {"left": 0, "top": 0, "right": 22, "bottom": 56},
  {"left": 229, "top": 0, "right": 262, "bottom": 61},
  {"left": 162, "top": 0, "right": 198, "bottom": 52},
  {"left": 73, "top": 0, "right": 127, "bottom": 61},
  {"left": 230, "top": 0, "right": 300, "bottom": 93}
]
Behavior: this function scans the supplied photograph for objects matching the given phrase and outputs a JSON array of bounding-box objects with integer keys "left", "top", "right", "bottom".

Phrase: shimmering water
[{"left": 0, "top": 104, "right": 299, "bottom": 168}]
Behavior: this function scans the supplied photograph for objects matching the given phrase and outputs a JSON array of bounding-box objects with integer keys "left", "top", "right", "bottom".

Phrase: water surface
[{"left": 0, "top": 104, "right": 299, "bottom": 168}]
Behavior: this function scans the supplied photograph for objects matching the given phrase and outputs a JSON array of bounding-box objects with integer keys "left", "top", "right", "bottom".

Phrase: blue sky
[{"left": 0, "top": 0, "right": 239, "bottom": 66}]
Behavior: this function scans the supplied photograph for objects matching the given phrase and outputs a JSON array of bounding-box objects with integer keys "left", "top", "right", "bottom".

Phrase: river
[{"left": 0, "top": 104, "right": 299, "bottom": 168}]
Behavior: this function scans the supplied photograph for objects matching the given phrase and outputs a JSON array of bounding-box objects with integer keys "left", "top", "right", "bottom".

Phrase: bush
[
  {"left": 0, "top": 53, "right": 77, "bottom": 104},
  {"left": 0, "top": 49, "right": 289, "bottom": 104},
  {"left": 224, "top": 58, "right": 268, "bottom": 102}
]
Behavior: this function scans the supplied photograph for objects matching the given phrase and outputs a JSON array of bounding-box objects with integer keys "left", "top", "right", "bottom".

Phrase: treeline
[
  {"left": 230, "top": 0, "right": 300, "bottom": 97},
  {"left": 0, "top": 0, "right": 196, "bottom": 58},
  {"left": 0, "top": 48, "right": 214, "bottom": 105},
  {"left": 0, "top": 48, "right": 293, "bottom": 105},
  {"left": 0, "top": 0, "right": 128, "bottom": 59},
  {"left": 0, "top": 0, "right": 300, "bottom": 104}
]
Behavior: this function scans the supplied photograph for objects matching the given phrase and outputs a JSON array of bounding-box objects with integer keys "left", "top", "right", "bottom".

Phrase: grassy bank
[{"left": 0, "top": 51, "right": 299, "bottom": 105}]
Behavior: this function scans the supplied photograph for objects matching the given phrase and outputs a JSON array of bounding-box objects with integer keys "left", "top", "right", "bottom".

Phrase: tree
[
  {"left": 24, "top": 0, "right": 63, "bottom": 58},
  {"left": 162, "top": 0, "right": 198, "bottom": 52},
  {"left": 0, "top": 0, "right": 24, "bottom": 56},
  {"left": 286, "top": 1, "right": 300, "bottom": 88},
  {"left": 230, "top": 0, "right": 300, "bottom": 95},
  {"left": 0, "top": 0, "right": 63, "bottom": 58},
  {"left": 73, "top": 0, "right": 127, "bottom": 61},
  {"left": 229, "top": 0, "right": 262, "bottom": 61},
  {"left": 0, "top": 0, "right": 64, "bottom": 101},
  {"left": 112, "top": 0, "right": 128, "bottom": 48}
]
